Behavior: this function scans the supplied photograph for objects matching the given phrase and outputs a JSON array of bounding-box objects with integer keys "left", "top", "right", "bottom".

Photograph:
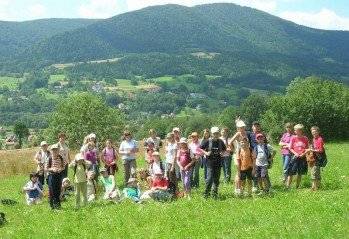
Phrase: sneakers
[
  {"left": 252, "top": 187, "right": 259, "bottom": 193},
  {"left": 234, "top": 188, "right": 242, "bottom": 197}
]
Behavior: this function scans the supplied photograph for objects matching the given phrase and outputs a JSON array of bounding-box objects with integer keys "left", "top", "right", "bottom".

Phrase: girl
[
  {"left": 165, "top": 132, "right": 178, "bottom": 195},
  {"left": 287, "top": 124, "right": 309, "bottom": 189},
  {"left": 123, "top": 178, "right": 142, "bottom": 203},
  {"left": 119, "top": 131, "right": 139, "bottom": 185},
  {"left": 23, "top": 172, "right": 43, "bottom": 205},
  {"left": 279, "top": 123, "right": 293, "bottom": 183},
  {"left": 189, "top": 132, "right": 203, "bottom": 188},
  {"left": 84, "top": 142, "right": 100, "bottom": 177},
  {"left": 101, "top": 139, "right": 118, "bottom": 176},
  {"left": 176, "top": 138, "right": 195, "bottom": 198},
  {"left": 201, "top": 129, "right": 210, "bottom": 182},
  {"left": 99, "top": 168, "right": 121, "bottom": 202},
  {"left": 310, "top": 126, "right": 326, "bottom": 191}
]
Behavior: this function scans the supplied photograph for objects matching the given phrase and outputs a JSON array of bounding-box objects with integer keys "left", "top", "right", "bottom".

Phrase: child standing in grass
[
  {"left": 23, "top": 172, "right": 43, "bottom": 205},
  {"left": 286, "top": 124, "right": 309, "bottom": 189},
  {"left": 101, "top": 139, "right": 118, "bottom": 176},
  {"left": 236, "top": 138, "right": 256, "bottom": 197},
  {"left": 99, "top": 168, "right": 121, "bottom": 202},
  {"left": 254, "top": 134, "right": 274, "bottom": 194},
  {"left": 177, "top": 138, "right": 195, "bottom": 198},
  {"left": 165, "top": 132, "right": 178, "bottom": 194},
  {"left": 84, "top": 142, "right": 100, "bottom": 177},
  {"left": 69, "top": 153, "right": 90, "bottom": 208},
  {"left": 279, "top": 123, "right": 293, "bottom": 184},
  {"left": 87, "top": 171, "right": 97, "bottom": 202},
  {"left": 310, "top": 126, "right": 326, "bottom": 191}
]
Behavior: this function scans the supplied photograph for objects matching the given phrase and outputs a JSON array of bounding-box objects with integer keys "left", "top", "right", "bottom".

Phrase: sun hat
[
  {"left": 179, "top": 137, "right": 188, "bottom": 144},
  {"left": 152, "top": 151, "right": 160, "bottom": 157},
  {"left": 172, "top": 127, "right": 180, "bottom": 133},
  {"left": 89, "top": 133, "right": 96, "bottom": 139},
  {"left": 74, "top": 153, "right": 85, "bottom": 161},
  {"left": 50, "top": 144, "right": 59, "bottom": 150},
  {"left": 256, "top": 133, "right": 264, "bottom": 139},
  {"left": 236, "top": 120, "right": 246, "bottom": 128},
  {"left": 127, "top": 177, "right": 137, "bottom": 184},
  {"left": 40, "top": 141, "right": 48, "bottom": 147},
  {"left": 294, "top": 124, "right": 304, "bottom": 130},
  {"left": 211, "top": 127, "right": 220, "bottom": 134}
]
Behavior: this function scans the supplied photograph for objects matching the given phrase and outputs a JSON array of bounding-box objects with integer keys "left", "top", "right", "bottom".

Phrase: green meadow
[
  {"left": 0, "top": 77, "right": 23, "bottom": 90},
  {"left": 0, "top": 142, "right": 348, "bottom": 238}
]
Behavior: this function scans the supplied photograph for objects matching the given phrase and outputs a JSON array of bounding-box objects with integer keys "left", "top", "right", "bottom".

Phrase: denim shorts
[{"left": 288, "top": 156, "right": 308, "bottom": 176}]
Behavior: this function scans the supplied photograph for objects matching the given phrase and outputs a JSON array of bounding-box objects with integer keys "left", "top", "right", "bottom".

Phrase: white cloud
[
  {"left": 126, "top": 0, "right": 277, "bottom": 13},
  {"left": 78, "top": 0, "right": 122, "bottom": 18},
  {"left": 279, "top": 8, "right": 349, "bottom": 30}
]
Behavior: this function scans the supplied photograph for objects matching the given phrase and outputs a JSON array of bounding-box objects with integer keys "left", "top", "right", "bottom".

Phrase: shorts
[
  {"left": 255, "top": 166, "right": 268, "bottom": 179},
  {"left": 311, "top": 166, "right": 321, "bottom": 180},
  {"left": 288, "top": 156, "right": 308, "bottom": 176},
  {"left": 239, "top": 168, "right": 253, "bottom": 181}
]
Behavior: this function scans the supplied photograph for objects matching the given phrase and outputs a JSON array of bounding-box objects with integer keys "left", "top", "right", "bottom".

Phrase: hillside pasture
[{"left": 0, "top": 76, "right": 23, "bottom": 90}]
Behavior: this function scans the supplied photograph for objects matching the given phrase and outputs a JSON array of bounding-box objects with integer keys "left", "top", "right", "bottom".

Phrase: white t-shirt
[
  {"left": 165, "top": 142, "right": 177, "bottom": 164},
  {"left": 255, "top": 144, "right": 274, "bottom": 167},
  {"left": 119, "top": 140, "right": 138, "bottom": 161}
]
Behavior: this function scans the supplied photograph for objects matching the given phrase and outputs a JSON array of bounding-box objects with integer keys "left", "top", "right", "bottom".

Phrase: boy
[
  {"left": 23, "top": 172, "right": 43, "bottom": 205},
  {"left": 99, "top": 168, "right": 121, "bottom": 202},
  {"left": 69, "top": 153, "right": 90, "bottom": 208},
  {"left": 310, "top": 126, "right": 326, "bottom": 191},
  {"left": 254, "top": 134, "right": 275, "bottom": 194},
  {"left": 200, "top": 127, "right": 226, "bottom": 199},
  {"left": 236, "top": 138, "right": 256, "bottom": 197}
]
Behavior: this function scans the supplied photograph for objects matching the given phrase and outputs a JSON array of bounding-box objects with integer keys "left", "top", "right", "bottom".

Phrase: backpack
[{"left": 73, "top": 163, "right": 87, "bottom": 177}]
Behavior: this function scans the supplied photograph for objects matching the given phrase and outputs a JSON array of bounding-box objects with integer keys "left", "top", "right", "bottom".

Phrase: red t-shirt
[
  {"left": 290, "top": 135, "right": 309, "bottom": 155},
  {"left": 152, "top": 178, "right": 169, "bottom": 189},
  {"left": 313, "top": 136, "right": 325, "bottom": 153}
]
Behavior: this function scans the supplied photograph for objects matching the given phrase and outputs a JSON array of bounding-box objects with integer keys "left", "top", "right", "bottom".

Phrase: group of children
[{"left": 23, "top": 121, "right": 328, "bottom": 209}]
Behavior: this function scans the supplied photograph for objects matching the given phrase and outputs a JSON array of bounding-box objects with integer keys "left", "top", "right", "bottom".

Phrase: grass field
[
  {"left": 49, "top": 74, "right": 66, "bottom": 84},
  {"left": 0, "top": 142, "right": 348, "bottom": 238},
  {"left": 0, "top": 76, "right": 23, "bottom": 90}
]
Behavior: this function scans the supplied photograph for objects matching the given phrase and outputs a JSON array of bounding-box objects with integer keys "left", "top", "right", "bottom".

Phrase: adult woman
[
  {"left": 45, "top": 144, "right": 64, "bottom": 210},
  {"left": 119, "top": 131, "right": 139, "bottom": 186},
  {"left": 279, "top": 123, "right": 293, "bottom": 183},
  {"left": 201, "top": 129, "right": 210, "bottom": 182},
  {"left": 286, "top": 124, "right": 309, "bottom": 189},
  {"left": 165, "top": 132, "right": 178, "bottom": 193},
  {"left": 189, "top": 132, "right": 203, "bottom": 188},
  {"left": 57, "top": 133, "right": 71, "bottom": 179}
]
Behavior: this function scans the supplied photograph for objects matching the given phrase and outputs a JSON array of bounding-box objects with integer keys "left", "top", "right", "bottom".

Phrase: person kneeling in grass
[
  {"left": 99, "top": 168, "right": 121, "bottom": 202},
  {"left": 236, "top": 138, "right": 256, "bottom": 197},
  {"left": 69, "top": 153, "right": 90, "bottom": 208},
  {"left": 23, "top": 172, "right": 43, "bottom": 205}
]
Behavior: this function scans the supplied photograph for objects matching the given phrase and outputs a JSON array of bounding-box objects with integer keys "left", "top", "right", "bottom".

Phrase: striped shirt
[{"left": 45, "top": 155, "right": 64, "bottom": 174}]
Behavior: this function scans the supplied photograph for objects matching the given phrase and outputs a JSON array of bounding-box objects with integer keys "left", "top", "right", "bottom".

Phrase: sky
[{"left": 0, "top": 0, "right": 349, "bottom": 30}]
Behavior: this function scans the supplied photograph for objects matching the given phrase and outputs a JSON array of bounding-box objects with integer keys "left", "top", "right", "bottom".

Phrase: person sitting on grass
[
  {"left": 99, "top": 168, "right": 121, "bottom": 202},
  {"left": 176, "top": 138, "right": 195, "bottom": 199},
  {"left": 148, "top": 151, "right": 165, "bottom": 186},
  {"left": 309, "top": 126, "right": 326, "bottom": 191},
  {"left": 123, "top": 178, "right": 142, "bottom": 203},
  {"left": 60, "top": 178, "right": 74, "bottom": 202},
  {"left": 286, "top": 124, "right": 309, "bottom": 189},
  {"left": 254, "top": 133, "right": 275, "bottom": 195},
  {"left": 141, "top": 171, "right": 172, "bottom": 202},
  {"left": 69, "top": 153, "right": 90, "bottom": 208},
  {"left": 236, "top": 138, "right": 256, "bottom": 197},
  {"left": 23, "top": 172, "right": 43, "bottom": 205},
  {"left": 87, "top": 171, "right": 97, "bottom": 202}
]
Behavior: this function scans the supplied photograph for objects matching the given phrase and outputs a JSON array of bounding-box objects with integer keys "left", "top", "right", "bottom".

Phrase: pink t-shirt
[
  {"left": 103, "top": 148, "right": 115, "bottom": 164},
  {"left": 177, "top": 149, "right": 191, "bottom": 168},
  {"left": 313, "top": 136, "right": 325, "bottom": 153},
  {"left": 290, "top": 135, "right": 309, "bottom": 155},
  {"left": 189, "top": 141, "right": 203, "bottom": 156},
  {"left": 85, "top": 149, "right": 97, "bottom": 164},
  {"left": 280, "top": 133, "right": 293, "bottom": 155}
]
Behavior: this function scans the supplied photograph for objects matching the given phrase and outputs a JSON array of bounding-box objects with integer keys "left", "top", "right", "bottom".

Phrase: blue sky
[{"left": 0, "top": 0, "right": 348, "bottom": 30}]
